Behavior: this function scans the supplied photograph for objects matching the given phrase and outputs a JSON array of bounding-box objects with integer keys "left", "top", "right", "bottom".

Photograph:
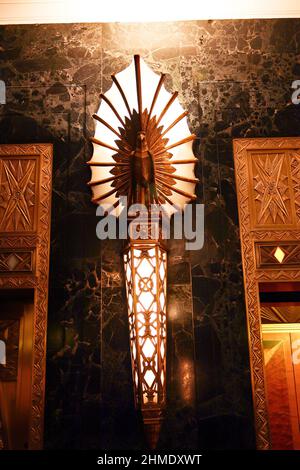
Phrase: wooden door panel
[{"left": 263, "top": 329, "right": 300, "bottom": 449}]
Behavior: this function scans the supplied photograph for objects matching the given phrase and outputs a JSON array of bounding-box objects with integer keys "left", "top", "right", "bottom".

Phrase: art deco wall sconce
[{"left": 87, "top": 56, "right": 197, "bottom": 448}]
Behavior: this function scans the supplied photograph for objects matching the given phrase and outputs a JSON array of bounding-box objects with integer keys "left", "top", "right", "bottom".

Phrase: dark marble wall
[{"left": 1, "top": 19, "right": 300, "bottom": 449}]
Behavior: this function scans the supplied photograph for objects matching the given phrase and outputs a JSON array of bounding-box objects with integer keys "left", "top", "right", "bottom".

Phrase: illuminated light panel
[
  {"left": 123, "top": 242, "right": 167, "bottom": 418},
  {"left": 89, "top": 56, "right": 197, "bottom": 217},
  {"left": 274, "top": 246, "right": 286, "bottom": 263}
]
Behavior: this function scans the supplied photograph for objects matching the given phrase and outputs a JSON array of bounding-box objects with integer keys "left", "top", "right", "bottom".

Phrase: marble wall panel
[{"left": 1, "top": 18, "right": 300, "bottom": 449}]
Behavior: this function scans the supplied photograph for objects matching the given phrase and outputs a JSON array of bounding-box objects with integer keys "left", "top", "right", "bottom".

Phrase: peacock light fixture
[{"left": 87, "top": 56, "right": 198, "bottom": 448}]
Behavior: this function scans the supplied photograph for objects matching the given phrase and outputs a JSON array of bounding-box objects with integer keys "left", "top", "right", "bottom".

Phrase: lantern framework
[{"left": 123, "top": 234, "right": 167, "bottom": 447}]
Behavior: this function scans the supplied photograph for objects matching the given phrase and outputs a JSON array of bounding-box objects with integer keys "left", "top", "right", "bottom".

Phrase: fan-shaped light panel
[{"left": 88, "top": 55, "right": 198, "bottom": 216}]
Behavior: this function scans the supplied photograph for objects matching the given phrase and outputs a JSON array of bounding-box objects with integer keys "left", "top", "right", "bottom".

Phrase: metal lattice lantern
[{"left": 87, "top": 56, "right": 198, "bottom": 448}]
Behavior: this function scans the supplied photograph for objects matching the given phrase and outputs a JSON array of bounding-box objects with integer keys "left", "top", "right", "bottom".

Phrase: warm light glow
[
  {"left": 179, "top": 359, "right": 194, "bottom": 404},
  {"left": 123, "top": 242, "right": 167, "bottom": 412},
  {"left": 71, "top": 0, "right": 300, "bottom": 22},
  {"left": 274, "top": 246, "right": 286, "bottom": 263},
  {"left": 2, "top": 1, "right": 300, "bottom": 25}
]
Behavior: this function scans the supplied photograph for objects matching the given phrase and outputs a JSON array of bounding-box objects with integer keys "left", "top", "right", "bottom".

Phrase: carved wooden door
[
  {"left": 233, "top": 137, "right": 300, "bottom": 450},
  {"left": 0, "top": 144, "right": 52, "bottom": 449}
]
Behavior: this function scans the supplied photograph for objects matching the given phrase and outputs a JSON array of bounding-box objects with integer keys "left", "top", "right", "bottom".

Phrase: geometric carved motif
[
  {"left": 291, "top": 155, "right": 300, "bottom": 223},
  {"left": 251, "top": 153, "right": 293, "bottom": 227},
  {"left": 0, "top": 159, "right": 36, "bottom": 232},
  {"left": 0, "top": 250, "right": 33, "bottom": 273},
  {"left": 233, "top": 137, "right": 300, "bottom": 451},
  {"left": 256, "top": 243, "right": 300, "bottom": 269}
]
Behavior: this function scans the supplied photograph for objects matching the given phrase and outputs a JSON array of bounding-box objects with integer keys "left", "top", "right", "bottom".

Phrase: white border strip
[{"left": 0, "top": 0, "right": 300, "bottom": 25}]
